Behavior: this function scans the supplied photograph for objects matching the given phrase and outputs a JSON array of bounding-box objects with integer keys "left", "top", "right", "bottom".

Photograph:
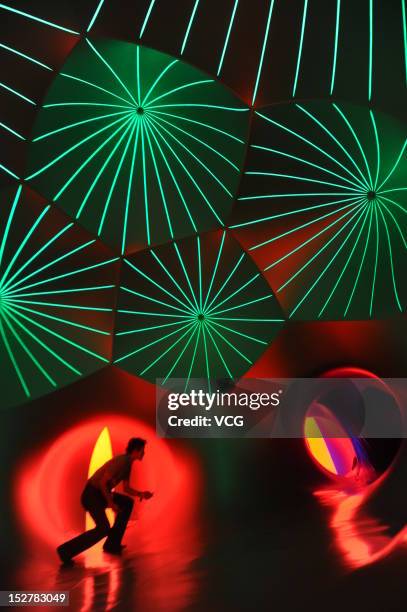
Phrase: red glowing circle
[{"left": 14, "top": 415, "right": 201, "bottom": 549}]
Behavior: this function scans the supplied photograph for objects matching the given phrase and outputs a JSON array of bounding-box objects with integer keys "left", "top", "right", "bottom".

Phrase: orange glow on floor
[{"left": 315, "top": 482, "right": 407, "bottom": 569}]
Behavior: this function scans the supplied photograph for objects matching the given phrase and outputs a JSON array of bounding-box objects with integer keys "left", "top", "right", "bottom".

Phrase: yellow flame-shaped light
[
  {"left": 304, "top": 417, "right": 338, "bottom": 475},
  {"left": 86, "top": 426, "right": 114, "bottom": 529}
]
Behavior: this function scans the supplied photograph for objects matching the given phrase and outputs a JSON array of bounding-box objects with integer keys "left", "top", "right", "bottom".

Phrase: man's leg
[
  {"left": 57, "top": 488, "right": 110, "bottom": 561},
  {"left": 103, "top": 493, "right": 134, "bottom": 551}
]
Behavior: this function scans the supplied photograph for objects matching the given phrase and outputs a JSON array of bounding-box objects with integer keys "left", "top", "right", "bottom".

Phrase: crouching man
[{"left": 57, "top": 437, "right": 153, "bottom": 565}]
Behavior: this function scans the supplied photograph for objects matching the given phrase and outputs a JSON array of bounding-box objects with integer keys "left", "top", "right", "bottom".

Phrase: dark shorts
[{"left": 81, "top": 483, "right": 108, "bottom": 511}]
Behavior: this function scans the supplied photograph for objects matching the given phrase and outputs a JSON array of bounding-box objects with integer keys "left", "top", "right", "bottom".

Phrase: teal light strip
[
  {"left": 330, "top": 0, "right": 341, "bottom": 95},
  {"left": 1, "top": 223, "right": 73, "bottom": 291},
  {"left": 124, "top": 259, "right": 194, "bottom": 313},
  {"left": 0, "top": 81, "right": 36, "bottom": 105},
  {"left": 203, "top": 231, "right": 226, "bottom": 310},
  {"left": 344, "top": 206, "right": 373, "bottom": 316},
  {"left": 256, "top": 111, "right": 367, "bottom": 189},
  {"left": 85, "top": 38, "right": 138, "bottom": 106},
  {"left": 318, "top": 206, "right": 370, "bottom": 316},
  {"left": 0, "top": 121, "right": 25, "bottom": 140},
  {"left": 4, "top": 306, "right": 81, "bottom": 376},
  {"left": 140, "top": 0, "right": 157, "bottom": 37},
  {"left": 145, "top": 120, "right": 197, "bottom": 233},
  {"left": 9, "top": 304, "right": 109, "bottom": 362},
  {"left": 121, "top": 122, "right": 140, "bottom": 254},
  {"left": 87, "top": 0, "right": 105, "bottom": 32},
  {"left": 231, "top": 195, "right": 360, "bottom": 229},
  {"left": 332, "top": 103, "right": 373, "bottom": 188},
  {"left": 290, "top": 205, "right": 368, "bottom": 317},
  {"left": 369, "top": 110, "right": 380, "bottom": 189},
  {"left": 181, "top": 0, "right": 200, "bottom": 55},
  {"left": 0, "top": 42, "right": 52, "bottom": 70},
  {"left": 249, "top": 144, "right": 360, "bottom": 188},
  {"left": 368, "top": 0, "right": 373, "bottom": 100},
  {"left": 296, "top": 104, "right": 370, "bottom": 189},
  {"left": 150, "top": 110, "right": 244, "bottom": 143},
  {"left": 402, "top": 0, "right": 407, "bottom": 86},
  {"left": 98, "top": 120, "right": 137, "bottom": 235},
  {"left": 217, "top": 0, "right": 239, "bottom": 76},
  {"left": 0, "top": 185, "right": 22, "bottom": 269},
  {"left": 251, "top": 0, "right": 275, "bottom": 105},
  {"left": 276, "top": 201, "right": 365, "bottom": 286},
  {"left": 0, "top": 164, "right": 19, "bottom": 180},
  {"left": 369, "top": 204, "right": 379, "bottom": 316},
  {"left": 144, "top": 124, "right": 175, "bottom": 238},
  {"left": 0, "top": 206, "right": 50, "bottom": 288},
  {"left": 378, "top": 205, "right": 402, "bottom": 311},
  {"left": 292, "top": 0, "right": 309, "bottom": 97},
  {"left": 60, "top": 72, "right": 135, "bottom": 107},
  {"left": 0, "top": 316, "right": 29, "bottom": 397},
  {"left": 0, "top": 3, "right": 80, "bottom": 35},
  {"left": 142, "top": 60, "right": 178, "bottom": 106},
  {"left": 146, "top": 79, "right": 213, "bottom": 107},
  {"left": 251, "top": 200, "right": 360, "bottom": 252}
]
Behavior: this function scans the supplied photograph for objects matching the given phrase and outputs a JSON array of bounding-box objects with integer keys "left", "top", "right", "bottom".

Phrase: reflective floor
[
  {"left": 8, "top": 491, "right": 407, "bottom": 611},
  {"left": 5, "top": 439, "right": 407, "bottom": 611},
  {"left": 13, "top": 521, "right": 203, "bottom": 612}
]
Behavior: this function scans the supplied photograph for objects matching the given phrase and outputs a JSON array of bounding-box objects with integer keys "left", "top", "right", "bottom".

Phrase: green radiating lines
[
  {"left": 0, "top": 186, "right": 117, "bottom": 407},
  {"left": 114, "top": 232, "right": 283, "bottom": 386},
  {"left": 233, "top": 102, "right": 406, "bottom": 319},
  {"left": 27, "top": 39, "right": 249, "bottom": 254}
]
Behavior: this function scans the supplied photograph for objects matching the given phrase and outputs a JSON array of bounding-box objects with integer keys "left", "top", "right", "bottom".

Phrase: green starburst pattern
[
  {"left": 0, "top": 185, "right": 118, "bottom": 408},
  {"left": 113, "top": 230, "right": 284, "bottom": 387},
  {"left": 26, "top": 38, "right": 249, "bottom": 254},
  {"left": 232, "top": 102, "right": 406, "bottom": 320}
]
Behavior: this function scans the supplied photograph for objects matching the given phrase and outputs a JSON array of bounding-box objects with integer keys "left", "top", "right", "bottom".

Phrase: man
[{"left": 57, "top": 437, "right": 153, "bottom": 565}]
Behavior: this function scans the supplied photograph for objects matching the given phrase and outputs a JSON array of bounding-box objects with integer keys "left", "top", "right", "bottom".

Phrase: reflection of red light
[
  {"left": 311, "top": 367, "right": 406, "bottom": 569},
  {"left": 315, "top": 481, "right": 407, "bottom": 570}
]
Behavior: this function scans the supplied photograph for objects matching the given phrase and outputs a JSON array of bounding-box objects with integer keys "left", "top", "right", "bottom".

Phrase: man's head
[{"left": 126, "top": 437, "right": 146, "bottom": 461}]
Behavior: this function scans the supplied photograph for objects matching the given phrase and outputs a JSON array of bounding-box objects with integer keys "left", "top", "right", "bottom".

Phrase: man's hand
[{"left": 139, "top": 491, "right": 153, "bottom": 500}]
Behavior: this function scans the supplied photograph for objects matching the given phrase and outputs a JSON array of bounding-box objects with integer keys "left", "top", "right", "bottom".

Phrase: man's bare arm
[{"left": 123, "top": 480, "right": 153, "bottom": 500}]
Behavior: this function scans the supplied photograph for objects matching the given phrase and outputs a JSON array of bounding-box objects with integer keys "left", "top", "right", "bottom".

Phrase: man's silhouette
[{"left": 57, "top": 437, "right": 153, "bottom": 565}]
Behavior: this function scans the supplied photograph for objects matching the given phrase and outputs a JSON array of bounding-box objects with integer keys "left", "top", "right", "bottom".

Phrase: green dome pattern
[
  {"left": 26, "top": 38, "right": 250, "bottom": 254},
  {"left": 232, "top": 102, "right": 406, "bottom": 320},
  {"left": 113, "top": 230, "right": 284, "bottom": 387},
  {"left": 0, "top": 185, "right": 118, "bottom": 409}
]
